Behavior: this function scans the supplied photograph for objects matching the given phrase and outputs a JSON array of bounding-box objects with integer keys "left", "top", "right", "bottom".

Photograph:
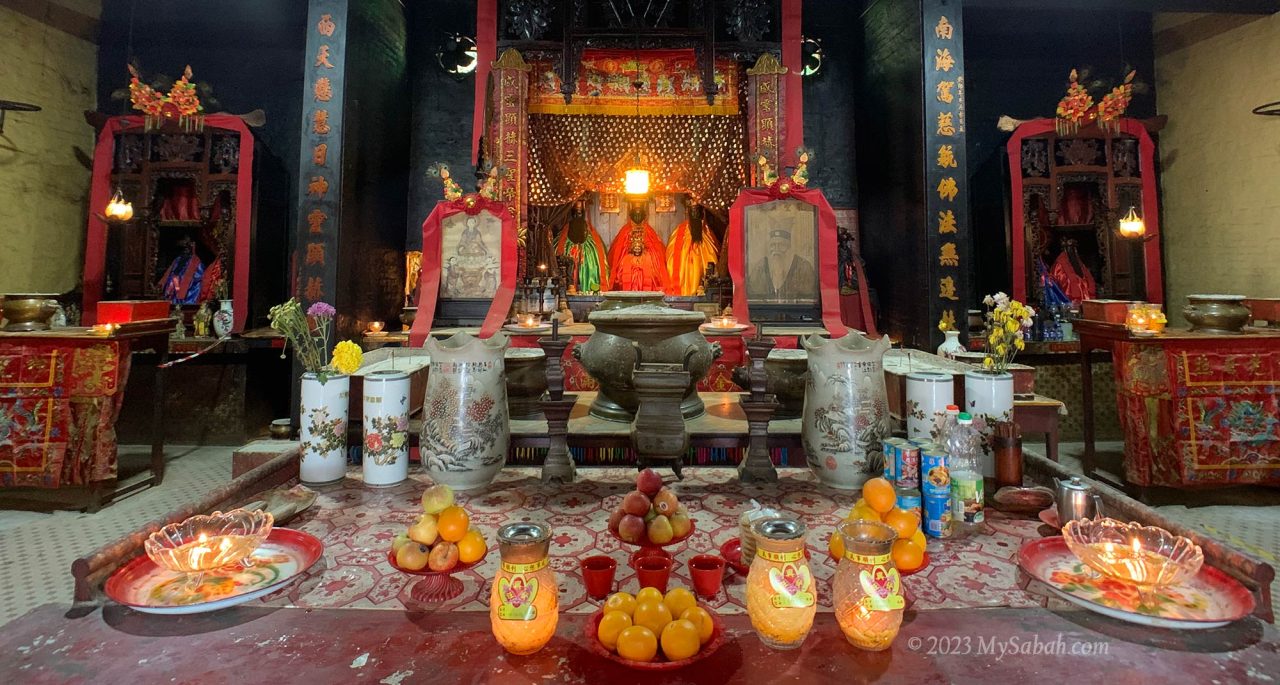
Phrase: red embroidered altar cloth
[
  {"left": 0, "top": 339, "right": 130, "bottom": 488},
  {"left": 1113, "top": 334, "right": 1280, "bottom": 487}
]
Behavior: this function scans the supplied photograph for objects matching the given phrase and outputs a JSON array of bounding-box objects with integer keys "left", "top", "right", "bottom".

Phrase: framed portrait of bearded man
[{"left": 742, "top": 198, "right": 820, "bottom": 322}]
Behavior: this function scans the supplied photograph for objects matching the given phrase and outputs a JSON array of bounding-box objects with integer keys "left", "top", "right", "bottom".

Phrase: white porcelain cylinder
[
  {"left": 963, "top": 370, "right": 1014, "bottom": 478},
  {"left": 361, "top": 370, "right": 411, "bottom": 487},
  {"left": 936, "top": 330, "right": 964, "bottom": 359},
  {"left": 905, "top": 372, "right": 954, "bottom": 441},
  {"left": 299, "top": 372, "right": 351, "bottom": 484}
]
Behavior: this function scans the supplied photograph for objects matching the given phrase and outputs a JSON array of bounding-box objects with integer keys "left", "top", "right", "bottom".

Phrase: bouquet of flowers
[
  {"left": 268, "top": 299, "right": 363, "bottom": 382},
  {"left": 980, "top": 292, "right": 1034, "bottom": 374}
]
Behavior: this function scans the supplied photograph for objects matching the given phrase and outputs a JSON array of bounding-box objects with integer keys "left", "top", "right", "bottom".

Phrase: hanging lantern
[
  {"left": 1117, "top": 206, "right": 1145, "bottom": 239},
  {"left": 104, "top": 189, "right": 134, "bottom": 223},
  {"left": 623, "top": 167, "right": 651, "bottom": 196}
]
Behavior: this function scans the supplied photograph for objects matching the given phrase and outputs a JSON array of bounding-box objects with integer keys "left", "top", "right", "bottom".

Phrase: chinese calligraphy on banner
[
  {"left": 295, "top": 1, "right": 347, "bottom": 311},
  {"left": 923, "top": 2, "right": 969, "bottom": 336}
]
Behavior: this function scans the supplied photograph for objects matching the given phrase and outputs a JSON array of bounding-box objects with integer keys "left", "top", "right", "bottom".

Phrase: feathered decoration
[
  {"left": 792, "top": 147, "right": 813, "bottom": 187},
  {"left": 428, "top": 163, "right": 464, "bottom": 201}
]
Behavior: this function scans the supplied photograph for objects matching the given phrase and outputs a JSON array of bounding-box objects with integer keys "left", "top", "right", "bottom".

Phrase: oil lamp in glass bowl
[
  {"left": 1062, "top": 517, "right": 1203, "bottom": 595},
  {"left": 144, "top": 509, "right": 274, "bottom": 585}
]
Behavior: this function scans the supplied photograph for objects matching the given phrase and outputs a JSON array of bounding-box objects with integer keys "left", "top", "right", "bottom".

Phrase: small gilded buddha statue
[
  {"left": 555, "top": 201, "right": 610, "bottom": 294},
  {"left": 608, "top": 202, "right": 669, "bottom": 292},
  {"left": 665, "top": 202, "right": 719, "bottom": 297}
]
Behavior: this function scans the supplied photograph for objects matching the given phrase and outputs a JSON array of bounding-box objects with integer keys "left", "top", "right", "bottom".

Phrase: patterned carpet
[{"left": 267, "top": 467, "right": 1048, "bottom": 614}]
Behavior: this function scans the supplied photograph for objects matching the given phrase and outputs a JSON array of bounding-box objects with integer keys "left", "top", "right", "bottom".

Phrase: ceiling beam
[{"left": 958, "top": 0, "right": 1278, "bottom": 14}]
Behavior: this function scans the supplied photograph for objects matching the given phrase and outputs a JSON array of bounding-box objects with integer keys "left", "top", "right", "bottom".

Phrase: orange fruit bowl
[
  {"left": 385, "top": 548, "right": 487, "bottom": 577},
  {"left": 583, "top": 609, "right": 726, "bottom": 671}
]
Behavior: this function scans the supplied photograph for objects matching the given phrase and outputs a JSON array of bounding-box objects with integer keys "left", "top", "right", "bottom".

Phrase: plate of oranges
[
  {"left": 827, "top": 477, "right": 930, "bottom": 576},
  {"left": 585, "top": 586, "right": 724, "bottom": 670}
]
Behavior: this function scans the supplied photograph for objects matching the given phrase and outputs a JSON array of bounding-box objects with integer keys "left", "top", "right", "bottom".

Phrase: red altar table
[
  {"left": 0, "top": 320, "right": 172, "bottom": 510},
  {"left": 1077, "top": 320, "right": 1280, "bottom": 488}
]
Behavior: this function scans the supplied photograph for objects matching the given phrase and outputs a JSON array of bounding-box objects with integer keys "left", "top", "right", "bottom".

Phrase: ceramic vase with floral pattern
[
  {"left": 801, "top": 332, "right": 892, "bottom": 489},
  {"left": 964, "top": 370, "right": 1013, "bottom": 478},
  {"left": 422, "top": 332, "right": 510, "bottom": 490},
  {"left": 361, "top": 370, "right": 410, "bottom": 486},
  {"left": 299, "top": 372, "right": 350, "bottom": 484}
]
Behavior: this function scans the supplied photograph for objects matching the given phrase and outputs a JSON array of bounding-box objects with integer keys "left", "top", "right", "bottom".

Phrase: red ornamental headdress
[
  {"left": 128, "top": 64, "right": 205, "bottom": 132},
  {"left": 1055, "top": 69, "right": 1137, "bottom": 136},
  {"left": 1096, "top": 71, "right": 1137, "bottom": 134}
]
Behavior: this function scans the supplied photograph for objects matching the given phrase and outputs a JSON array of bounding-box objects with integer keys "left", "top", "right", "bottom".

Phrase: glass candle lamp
[
  {"left": 745, "top": 517, "right": 816, "bottom": 650},
  {"left": 1125, "top": 303, "right": 1150, "bottom": 333},
  {"left": 833, "top": 520, "right": 904, "bottom": 651},
  {"left": 490, "top": 522, "right": 558, "bottom": 655}
]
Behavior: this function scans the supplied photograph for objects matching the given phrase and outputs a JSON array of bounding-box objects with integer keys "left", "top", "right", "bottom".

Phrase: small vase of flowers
[{"left": 270, "top": 299, "right": 364, "bottom": 484}]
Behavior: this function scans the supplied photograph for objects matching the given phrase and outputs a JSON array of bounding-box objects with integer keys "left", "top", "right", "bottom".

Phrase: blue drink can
[
  {"left": 920, "top": 446, "right": 950, "bottom": 498},
  {"left": 923, "top": 491, "right": 953, "bottom": 538},
  {"left": 895, "top": 486, "right": 922, "bottom": 520},
  {"left": 882, "top": 439, "right": 903, "bottom": 481},
  {"left": 894, "top": 444, "right": 920, "bottom": 489}
]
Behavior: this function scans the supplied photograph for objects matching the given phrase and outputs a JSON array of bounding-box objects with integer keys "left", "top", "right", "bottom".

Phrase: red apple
[
  {"left": 635, "top": 468, "right": 663, "bottom": 497},
  {"left": 608, "top": 506, "right": 625, "bottom": 534},
  {"left": 618, "top": 514, "right": 646, "bottom": 543},
  {"left": 622, "top": 490, "right": 651, "bottom": 517}
]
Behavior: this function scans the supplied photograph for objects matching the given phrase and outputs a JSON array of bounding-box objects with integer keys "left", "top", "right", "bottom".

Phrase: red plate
[
  {"left": 385, "top": 548, "right": 487, "bottom": 576},
  {"left": 719, "top": 537, "right": 814, "bottom": 578},
  {"left": 1018, "top": 536, "right": 1255, "bottom": 629},
  {"left": 609, "top": 519, "right": 696, "bottom": 550},
  {"left": 583, "top": 609, "right": 726, "bottom": 670}
]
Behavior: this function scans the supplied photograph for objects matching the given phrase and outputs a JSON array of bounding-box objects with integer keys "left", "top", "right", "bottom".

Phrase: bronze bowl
[
  {"left": 595, "top": 290, "right": 666, "bottom": 312},
  {"left": 730, "top": 348, "right": 808, "bottom": 419},
  {"left": 2, "top": 294, "right": 59, "bottom": 332},
  {"left": 1183, "top": 294, "right": 1250, "bottom": 334},
  {"left": 505, "top": 347, "right": 547, "bottom": 420}
]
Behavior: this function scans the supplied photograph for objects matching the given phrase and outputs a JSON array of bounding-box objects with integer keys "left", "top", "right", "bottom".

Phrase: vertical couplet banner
[
  {"left": 781, "top": 0, "right": 804, "bottom": 159},
  {"left": 294, "top": 0, "right": 349, "bottom": 315},
  {"left": 922, "top": 1, "right": 970, "bottom": 340}
]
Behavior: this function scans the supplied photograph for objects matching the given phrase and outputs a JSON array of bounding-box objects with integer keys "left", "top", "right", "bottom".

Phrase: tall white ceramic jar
[
  {"left": 361, "top": 370, "right": 411, "bottom": 486},
  {"left": 421, "top": 332, "right": 510, "bottom": 490},
  {"left": 299, "top": 372, "right": 350, "bottom": 484},
  {"left": 905, "top": 372, "right": 954, "bottom": 441},
  {"left": 963, "top": 370, "right": 1014, "bottom": 478}
]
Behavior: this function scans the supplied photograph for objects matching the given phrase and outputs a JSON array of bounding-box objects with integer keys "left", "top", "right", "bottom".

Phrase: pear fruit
[
  {"left": 390, "top": 532, "right": 413, "bottom": 554},
  {"left": 647, "top": 515, "right": 674, "bottom": 544},
  {"left": 409, "top": 513, "right": 439, "bottom": 546},
  {"left": 670, "top": 510, "right": 692, "bottom": 539},
  {"left": 421, "top": 484, "right": 455, "bottom": 514}
]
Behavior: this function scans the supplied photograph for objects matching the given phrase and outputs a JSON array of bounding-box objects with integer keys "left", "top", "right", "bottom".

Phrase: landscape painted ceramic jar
[
  {"left": 491, "top": 522, "right": 558, "bottom": 655},
  {"left": 421, "top": 332, "right": 510, "bottom": 490},
  {"left": 575, "top": 301, "right": 719, "bottom": 421},
  {"left": 801, "top": 332, "right": 892, "bottom": 489},
  {"left": 504, "top": 347, "right": 547, "bottom": 420},
  {"left": 361, "top": 370, "right": 410, "bottom": 487},
  {"left": 905, "top": 372, "right": 953, "bottom": 441},
  {"left": 299, "top": 372, "right": 350, "bottom": 485}
]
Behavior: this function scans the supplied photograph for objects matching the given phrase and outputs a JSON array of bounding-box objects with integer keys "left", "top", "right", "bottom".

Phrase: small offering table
[{"left": 1076, "top": 321, "right": 1280, "bottom": 489}]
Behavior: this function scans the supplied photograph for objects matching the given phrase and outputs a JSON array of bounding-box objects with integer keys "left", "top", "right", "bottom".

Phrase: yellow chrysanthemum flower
[
  {"left": 996, "top": 344, "right": 1008, "bottom": 356},
  {"left": 983, "top": 356, "right": 994, "bottom": 368},
  {"left": 1015, "top": 339, "right": 1026, "bottom": 351},
  {"left": 1005, "top": 320, "right": 1019, "bottom": 333},
  {"left": 331, "top": 340, "right": 364, "bottom": 375}
]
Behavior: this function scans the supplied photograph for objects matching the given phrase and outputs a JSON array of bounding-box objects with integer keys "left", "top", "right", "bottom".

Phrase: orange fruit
[
  {"left": 633, "top": 599, "right": 673, "bottom": 635},
  {"left": 828, "top": 530, "right": 845, "bottom": 561},
  {"left": 597, "top": 610, "right": 633, "bottom": 650},
  {"left": 883, "top": 508, "right": 920, "bottom": 540},
  {"left": 891, "top": 539, "right": 925, "bottom": 571},
  {"left": 847, "top": 501, "right": 881, "bottom": 522},
  {"left": 635, "top": 587, "right": 664, "bottom": 606},
  {"left": 457, "top": 529, "right": 486, "bottom": 564},
  {"left": 437, "top": 506, "right": 470, "bottom": 542},
  {"left": 659, "top": 619, "right": 701, "bottom": 661},
  {"left": 910, "top": 527, "right": 927, "bottom": 551},
  {"left": 663, "top": 587, "right": 697, "bottom": 618},
  {"left": 616, "top": 625, "right": 658, "bottom": 662},
  {"left": 680, "top": 606, "right": 715, "bottom": 644},
  {"left": 862, "top": 478, "right": 897, "bottom": 514},
  {"left": 605, "top": 592, "right": 637, "bottom": 617}
]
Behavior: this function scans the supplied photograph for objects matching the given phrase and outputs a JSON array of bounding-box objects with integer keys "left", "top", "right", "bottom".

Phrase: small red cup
[
  {"left": 688, "top": 554, "right": 726, "bottom": 599},
  {"left": 580, "top": 555, "right": 618, "bottom": 600},
  {"left": 635, "top": 555, "right": 674, "bottom": 593}
]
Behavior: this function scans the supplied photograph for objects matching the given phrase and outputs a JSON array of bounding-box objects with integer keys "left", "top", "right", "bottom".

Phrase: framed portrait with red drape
[{"left": 408, "top": 194, "right": 517, "bottom": 346}]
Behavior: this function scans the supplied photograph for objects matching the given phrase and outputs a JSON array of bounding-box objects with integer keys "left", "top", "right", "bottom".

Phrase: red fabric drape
[
  {"left": 727, "top": 185, "right": 846, "bottom": 337},
  {"left": 408, "top": 198, "right": 518, "bottom": 347},
  {"left": 82, "top": 114, "right": 254, "bottom": 332},
  {"left": 474, "top": 0, "right": 498, "bottom": 164},
  {"left": 781, "top": 0, "right": 804, "bottom": 157}
]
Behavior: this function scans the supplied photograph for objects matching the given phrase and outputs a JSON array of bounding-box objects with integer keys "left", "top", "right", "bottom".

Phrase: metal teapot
[{"left": 1055, "top": 476, "right": 1103, "bottom": 525}]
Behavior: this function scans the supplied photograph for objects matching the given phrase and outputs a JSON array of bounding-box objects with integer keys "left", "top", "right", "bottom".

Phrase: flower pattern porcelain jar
[
  {"left": 801, "top": 332, "right": 892, "bottom": 489},
  {"left": 421, "top": 332, "right": 510, "bottom": 490},
  {"left": 833, "top": 520, "right": 904, "bottom": 651},
  {"left": 746, "top": 517, "right": 816, "bottom": 650},
  {"left": 299, "top": 373, "right": 350, "bottom": 485},
  {"left": 490, "top": 523, "right": 558, "bottom": 655}
]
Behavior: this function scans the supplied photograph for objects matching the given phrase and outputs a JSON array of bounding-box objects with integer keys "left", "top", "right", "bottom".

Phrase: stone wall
[
  {"left": 0, "top": 2, "right": 100, "bottom": 294},
  {"left": 1154, "top": 13, "right": 1280, "bottom": 324}
]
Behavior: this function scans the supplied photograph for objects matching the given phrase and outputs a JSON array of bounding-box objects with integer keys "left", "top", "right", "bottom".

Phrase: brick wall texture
[
  {"left": 0, "top": 4, "right": 99, "bottom": 294},
  {"left": 1154, "top": 13, "right": 1280, "bottom": 324}
]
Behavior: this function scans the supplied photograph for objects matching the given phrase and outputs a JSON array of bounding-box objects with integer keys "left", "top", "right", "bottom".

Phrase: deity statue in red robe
[
  {"left": 608, "top": 203, "right": 669, "bottom": 292},
  {"left": 665, "top": 202, "right": 718, "bottom": 296},
  {"left": 1049, "top": 238, "right": 1098, "bottom": 303}
]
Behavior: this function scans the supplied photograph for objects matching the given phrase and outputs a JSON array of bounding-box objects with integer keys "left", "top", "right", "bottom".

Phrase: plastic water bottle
[
  {"left": 937, "top": 404, "right": 960, "bottom": 444},
  {"left": 947, "top": 412, "right": 984, "bottom": 531}
]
